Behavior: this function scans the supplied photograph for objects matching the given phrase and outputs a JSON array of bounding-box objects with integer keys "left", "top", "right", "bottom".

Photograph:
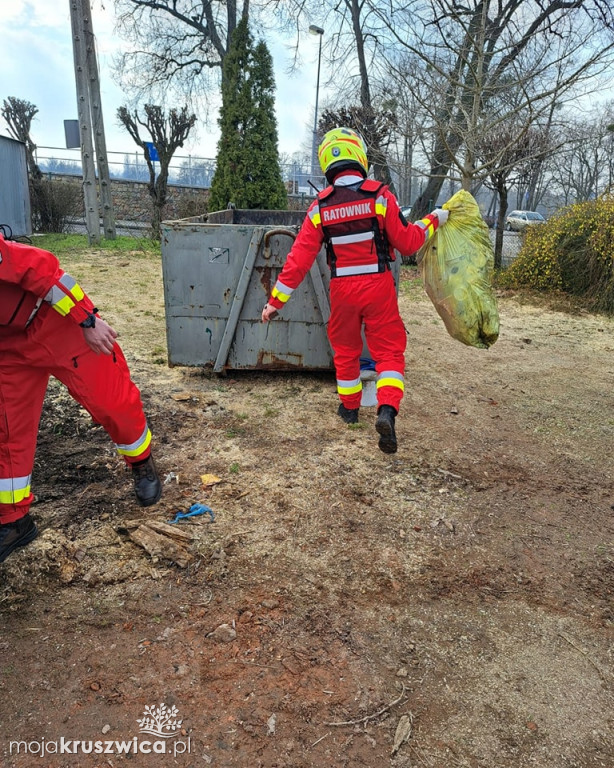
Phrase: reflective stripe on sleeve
[
  {"left": 416, "top": 217, "right": 436, "bottom": 241},
  {"left": 337, "top": 377, "right": 362, "bottom": 396},
  {"left": 271, "top": 280, "right": 294, "bottom": 304},
  {"left": 0, "top": 476, "right": 31, "bottom": 505},
  {"left": 45, "top": 274, "right": 86, "bottom": 316},
  {"left": 116, "top": 425, "right": 152, "bottom": 458},
  {"left": 376, "top": 371, "right": 405, "bottom": 391},
  {"left": 375, "top": 195, "right": 388, "bottom": 218},
  {"left": 308, "top": 206, "right": 321, "bottom": 227},
  {"left": 45, "top": 285, "right": 76, "bottom": 316},
  {"left": 59, "top": 274, "right": 85, "bottom": 301}
]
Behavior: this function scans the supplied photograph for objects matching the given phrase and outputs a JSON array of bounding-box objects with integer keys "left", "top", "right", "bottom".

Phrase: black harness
[{"left": 318, "top": 180, "right": 391, "bottom": 278}]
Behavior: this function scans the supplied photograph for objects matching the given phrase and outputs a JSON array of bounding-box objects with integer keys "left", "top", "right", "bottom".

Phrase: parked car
[{"left": 505, "top": 210, "right": 546, "bottom": 232}]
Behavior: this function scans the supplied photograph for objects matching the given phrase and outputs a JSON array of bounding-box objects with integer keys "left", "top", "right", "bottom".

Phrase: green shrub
[
  {"left": 30, "top": 178, "right": 83, "bottom": 234},
  {"left": 500, "top": 196, "right": 614, "bottom": 313}
]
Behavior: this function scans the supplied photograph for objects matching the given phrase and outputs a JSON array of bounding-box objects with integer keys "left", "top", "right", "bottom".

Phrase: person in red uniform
[
  {"left": 261, "top": 127, "right": 449, "bottom": 453},
  {"left": 0, "top": 229, "right": 162, "bottom": 564}
]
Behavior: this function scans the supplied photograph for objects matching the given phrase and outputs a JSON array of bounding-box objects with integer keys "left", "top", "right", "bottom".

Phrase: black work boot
[
  {"left": 0, "top": 514, "right": 39, "bottom": 564},
  {"left": 132, "top": 455, "right": 162, "bottom": 507},
  {"left": 375, "top": 405, "right": 398, "bottom": 454},
  {"left": 338, "top": 403, "right": 359, "bottom": 424}
]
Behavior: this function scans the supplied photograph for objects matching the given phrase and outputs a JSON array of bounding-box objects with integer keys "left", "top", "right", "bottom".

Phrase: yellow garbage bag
[{"left": 418, "top": 190, "right": 499, "bottom": 349}]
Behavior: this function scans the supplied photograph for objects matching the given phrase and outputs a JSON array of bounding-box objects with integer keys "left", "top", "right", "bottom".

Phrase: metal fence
[
  {"left": 33, "top": 145, "right": 478, "bottom": 211},
  {"left": 34, "top": 145, "right": 327, "bottom": 195}
]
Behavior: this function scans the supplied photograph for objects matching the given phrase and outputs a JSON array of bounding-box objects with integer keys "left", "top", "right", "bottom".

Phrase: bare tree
[
  {"left": 383, "top": 59, "right": 432, "bottom": 206},
  {"left": 1, "top": 97, "right": 84, "bottom": 234},
  {"left": 112, "top": 0, "right": 253, "bottom": 106},
  {"left": 117, "top": 104, "right": 197, "bottom": 236},
  {"left": 546, "top": 107, "right": 614, "bottom": 204},
  {"left": 1, "top": 97, "right": 42, "bottom": 180},
  {"left": 374, "top": 0, "right": 614, "bottom": 218},
  {"left": 477, "top": 123, "right": 550, "bottom": 267},
  {"left": 299, "top": 0, "right": 398, "bottom": 187}
]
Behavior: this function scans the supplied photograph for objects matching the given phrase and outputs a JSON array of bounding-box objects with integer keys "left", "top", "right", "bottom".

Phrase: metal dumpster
[{"left": 160, "top": 209, "right": 334, "bottom": 371}]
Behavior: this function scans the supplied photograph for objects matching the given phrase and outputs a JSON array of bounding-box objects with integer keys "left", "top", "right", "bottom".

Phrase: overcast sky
[{"left": 2, "top": 1, "right": 324, "bottom": 163}]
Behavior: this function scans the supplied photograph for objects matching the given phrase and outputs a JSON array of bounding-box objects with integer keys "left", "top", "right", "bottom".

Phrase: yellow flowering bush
[{"left": 500, "top": 195, "right": 614, "bottom": 314}]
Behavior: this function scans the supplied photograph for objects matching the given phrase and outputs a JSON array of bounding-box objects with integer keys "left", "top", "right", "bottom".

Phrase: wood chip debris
[
  {"left": 392, "top": 714, "right": 413, "bottom": 755},
  {"left": 120, "top": 520, "right": 194, "bottom": 568},
  {"left": 170, "top": 392, "right": 194, "bottom": 401},
  {"left": 267, "top": 714, "right": 277, "bottom": 735}
]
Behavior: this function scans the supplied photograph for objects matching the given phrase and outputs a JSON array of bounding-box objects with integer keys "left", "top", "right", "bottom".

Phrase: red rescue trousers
[
  {"left": 0, "top": 306, "right": 151, "bottom": 524},
  {"left": 328, "top": 270, "right": 406, "bottom": 413}
]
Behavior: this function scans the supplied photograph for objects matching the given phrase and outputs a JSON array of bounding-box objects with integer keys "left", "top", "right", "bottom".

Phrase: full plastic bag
[{"left": 417, "top": 190, "right": 499, "bottom": 349}]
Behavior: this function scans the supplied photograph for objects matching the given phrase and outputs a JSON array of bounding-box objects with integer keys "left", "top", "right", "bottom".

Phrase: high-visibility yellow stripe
[
  {"left": 375, "top": 195, "right": 388, "bottom": 218},
  {"left": 376, "top": 377, "right": 405, "bottom": 392},
  {"left": 0, "top": 485, "right": 31, "bottom": 505},
  {"left": 272, "top": 286, "right": 291, "bottom": 303},
  {"left": 116, "top": 427, "right": 152, "bottom": 458},
  {"left": 48, "top": 277, "right": 85, "bottom": 316},
  {"left": 307, "top": 205, "right": 322, "bottom": 229},
  {"left": 52, "top": 294, "right": 76, "bottom": 316},
  {"left": 337, "top": 382, "right": 363, "bottom": 395},
  {"left": 71, "top": 284, "right": 85, "bottom": 301},
  {"left": 418, "top": 217, "right": 435, "bottom": 241}
]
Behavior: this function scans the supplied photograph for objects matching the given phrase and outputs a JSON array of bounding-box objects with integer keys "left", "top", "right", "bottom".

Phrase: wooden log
[{"left": 128, "top": 524, "right": 193, "bottom": 568}]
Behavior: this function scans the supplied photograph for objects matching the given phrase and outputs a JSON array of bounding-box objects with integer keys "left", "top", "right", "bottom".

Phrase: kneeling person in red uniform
[
  {"left": 0, "top": 230, "right": 162, "bottom": 564},
  {"left": 262, "top": 127, "right": 448, "bottom": 453}
]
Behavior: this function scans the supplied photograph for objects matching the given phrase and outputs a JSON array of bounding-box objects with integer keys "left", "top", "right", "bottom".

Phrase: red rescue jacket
[
  {"left": 0, "top": 234, "right": 95, "bottom": 332},
  {"left": 267, "top": 172, "right": 440, "bottom": 311}
]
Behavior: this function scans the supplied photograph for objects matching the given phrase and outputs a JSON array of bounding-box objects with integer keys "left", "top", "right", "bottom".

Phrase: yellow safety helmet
[{"left": 318, "top": 127, "right": 369, "bottom": 180}]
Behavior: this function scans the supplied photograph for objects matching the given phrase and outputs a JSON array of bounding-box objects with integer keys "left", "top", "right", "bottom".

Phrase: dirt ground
[{"left": 1, "top": 246, "right": 613, "bottom": 768}]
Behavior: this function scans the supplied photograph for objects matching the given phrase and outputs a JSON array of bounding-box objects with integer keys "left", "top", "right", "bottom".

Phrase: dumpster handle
[{"left": 263, "top": 228, "right": 298, "bottom": 259}]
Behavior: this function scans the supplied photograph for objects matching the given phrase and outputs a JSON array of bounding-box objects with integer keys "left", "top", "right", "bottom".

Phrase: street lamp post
[{"left": 309, "top": 25, "right": 324, "bottom": 183}]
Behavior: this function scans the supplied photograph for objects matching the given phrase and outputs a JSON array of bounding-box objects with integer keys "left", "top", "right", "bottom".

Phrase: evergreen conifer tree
[
  {"left": 246, "top": 41, "right": 287, "bottom": 209},
  {"left": 209, "top": 19, "right": 287, "bottom": 211}
]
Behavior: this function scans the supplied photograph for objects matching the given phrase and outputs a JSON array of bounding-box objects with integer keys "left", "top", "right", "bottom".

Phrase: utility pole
[
  {"left": 81, "top": 0, "right": 116, "bottom": 239},
  {"left": 69, "top": 0, "right": 116, "bottom": 242},
  {"left": 309, "top": 25, "right": 324, "bottom": 182},
  {"left": 69, "top": 0, "right": 100, "bottom": 244}
]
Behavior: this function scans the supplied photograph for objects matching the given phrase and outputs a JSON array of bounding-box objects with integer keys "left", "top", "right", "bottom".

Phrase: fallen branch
[
  {"left": 128, "top": 524, "right": 193, "bottom": 568},
  {"left": 310, "top": 732, "right": 330, "bottom": 747},
  {"left": 145, "top": 519, "right": 194, "bottom": 542},
  {"left": 324, "top": 685, "right": 407, "bottom": 726}
]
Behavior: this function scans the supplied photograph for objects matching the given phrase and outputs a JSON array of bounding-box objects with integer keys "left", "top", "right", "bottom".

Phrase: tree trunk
[
  {"left": 494, "top": 184, "right": 508, "bottom": 270},
  {"left": 411, "top": 142, "right": 456, "bottom": 219},
  {"left": 370, "top": 145, "right": 396, "bottom": 191},
  {"left": 347, "top": 0, "right": 396, "bottom": 192}
]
